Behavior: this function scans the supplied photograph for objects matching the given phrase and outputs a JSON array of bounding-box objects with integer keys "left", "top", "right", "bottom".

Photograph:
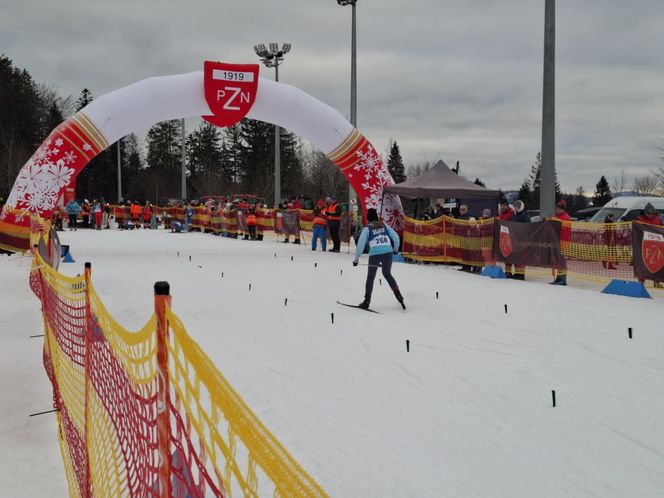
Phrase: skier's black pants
[{"left": 365, "top": 252, "right": 398, "bottom": 301}]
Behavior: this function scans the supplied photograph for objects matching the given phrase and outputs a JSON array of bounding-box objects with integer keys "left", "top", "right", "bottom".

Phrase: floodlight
[
  {"left": 282, "top": 43, "right": 291, "bottom": 54},
  {"left": 269, "top": 42, "right": 279, "bottom": 53}
]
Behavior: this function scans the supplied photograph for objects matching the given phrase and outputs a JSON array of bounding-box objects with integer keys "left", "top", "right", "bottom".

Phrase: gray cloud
[{"left": 2, "top": 0, "right": 663, "bottom": 193}]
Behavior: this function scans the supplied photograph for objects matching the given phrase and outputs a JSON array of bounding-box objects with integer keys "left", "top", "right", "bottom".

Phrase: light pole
[
  {"left": 254, "top": 42, "right": 291, "bottom": 207},
  {"left": 337, "top": 0, "right": 358, "bottom": 211},
  {"left": 117, "top": 140, "right": 122, "bottom": 203},
  {"left": 181, "top": 118, "right": 187, "bottom": 201}
]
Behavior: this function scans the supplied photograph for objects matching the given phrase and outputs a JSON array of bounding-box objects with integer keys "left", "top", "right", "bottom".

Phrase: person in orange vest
[
  {"left": 312, "top": 207, "right": 327, "bottom": 251},
  {"left": 130, "top": 201, "right": 142, "bottom": 228},
  {"left": 326, "top": 196, "right": 342, "bottom": 252},
  {"left": 551, "top": 199, "right": 571, "bottom": 285},
  {"left": 246, "top": 207, "right": 258, "bottom": 240}
]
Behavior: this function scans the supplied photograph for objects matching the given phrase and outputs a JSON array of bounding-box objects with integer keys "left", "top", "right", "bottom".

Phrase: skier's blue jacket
[{"left": 354, "top": 221, "right": 400, "bottom": 260}]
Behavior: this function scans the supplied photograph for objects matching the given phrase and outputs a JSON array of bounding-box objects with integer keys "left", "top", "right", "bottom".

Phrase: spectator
[
  {"left": 326, "top": 196, "right": 342, "bottom": 252},
  {"left": 455, "top": 204, "right": 473, "bottom": 272},
  {"left": 637, "top": 203, "right": 663, "bottom": 288},
  {"left": 80, "top": 200, "right": 90, "bottom": 228},
  {"left": 510, "top": 199, "right": 530, "bottom": 280},
  {"left": 457, "top": 204, "right": 471, "bottom": 220},
  {"left": 311, "top": 207, "right": 327, "bottom": 252},
  {"left": 130, "top": 201, "right": 142, "bottom": 227},
  {"left": 143, "top": 201, "right": 153, "bottom": 229},
  {"left": 102, "top": 200, "right": 111, "bottom": 229},
  {"left": 352, "top": 208, "right": 404, "bottom": 309},
  {"left": 66, "top": 199, "right": 81, "bottom": 231},
  {"left": 602, "top": 213, "right": 617, "bottom": 270},
  {"left": 551, "top": 199, "right": 571, "bottom": 285},
  {"left": 246, "top": 206, "right": 258, "bottom": 240},
  {"left": 497, "top": 199, "right": 513, "bottom": 221},
  {"left": 92, "top": 200, "right": 103, "bottom": 230}
]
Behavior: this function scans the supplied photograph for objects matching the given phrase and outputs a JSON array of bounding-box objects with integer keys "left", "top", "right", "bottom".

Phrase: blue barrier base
[
  {"left": 392, "top": 253, "right": 405, "bottom": 263},
  {"left": 602, "top": 279, "right": 651, "bottom": 299},
  {"left": 480, "top": 265, "right": 506, "bottom": 279}
]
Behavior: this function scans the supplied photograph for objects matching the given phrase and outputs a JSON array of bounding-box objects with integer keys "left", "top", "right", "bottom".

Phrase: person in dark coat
[{"left": 510, "top": 200, "right": 530, "bottom": 280}]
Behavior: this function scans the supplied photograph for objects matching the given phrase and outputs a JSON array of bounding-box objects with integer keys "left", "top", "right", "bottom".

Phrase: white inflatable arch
[{"left": 0, "top": 67, "right": 403, "bottom": 252}]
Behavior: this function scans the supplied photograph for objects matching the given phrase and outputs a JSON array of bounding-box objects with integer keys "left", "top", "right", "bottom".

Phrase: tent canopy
[{"left": 383, "top": 160, "right": 500, "bottom": 199}]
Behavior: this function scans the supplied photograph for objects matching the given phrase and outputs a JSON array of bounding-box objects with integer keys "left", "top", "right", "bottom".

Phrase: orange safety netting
[
  {"left": 402, "top": 215, "right": 494, "bottom": 266},
  {"left": 30, "top": 250, "right": 328, "bottom": 498},
  {"left": 401, "top": 215, "right": 660, "bottom": 284}
]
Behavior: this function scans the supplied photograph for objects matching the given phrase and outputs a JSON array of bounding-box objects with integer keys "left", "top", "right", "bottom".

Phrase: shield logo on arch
[
  {"left": 203, "top": 61, "right": 259, "bottom": 128},
  {"left": 642, "top": 231, "right": 664, "bottom": 274},
  {"left": 499, "top": 224, "right": 513, "bottom": 257}
]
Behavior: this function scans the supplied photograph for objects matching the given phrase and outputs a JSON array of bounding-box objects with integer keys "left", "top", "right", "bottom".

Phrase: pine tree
[
  {"left": 146, "top": 120, "right": 183, "bottom": 200},
  {"left": 240, "top": 119, "right": 275, "bottom": 203},
  {"left": 0, "top": 55, "right": 42, "bottom": 198},
  {"left": 593, "top": 175, "right": 612, "bottom": 207},
  {"left": 186, "top": 122, "right": 224, "bottom": 198},
  {"left": 280, "top": 130, "right": 304, "bottom": 200},
  {"left": 75, "top": 88, "right": 93, "bottom": 111},
  {"left": 223, "top": 123, "right": 248, "bottom": 190},
  {"left": 518, "top": 180, "right": 533, "bottom": 209},
  {"left": 386, "top": 140, "right": 406, "bottom": 184}
]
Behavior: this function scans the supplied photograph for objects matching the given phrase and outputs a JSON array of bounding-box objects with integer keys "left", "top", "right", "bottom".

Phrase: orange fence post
[
  {"left": 154, "top": 281, "right": 172, "bottom": 498},
  {"left": 83, "top": 262, "right": 93, "bottom": 498}
]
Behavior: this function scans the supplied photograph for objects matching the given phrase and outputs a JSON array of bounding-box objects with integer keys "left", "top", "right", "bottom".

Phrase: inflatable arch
[{"left": 0, "top": 62, "right": 403, "bottom": 252}]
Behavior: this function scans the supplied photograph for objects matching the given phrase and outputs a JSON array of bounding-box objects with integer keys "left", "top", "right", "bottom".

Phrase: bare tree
[
  {"left": 611, "top": 170, "right": 627, "bottom": 195},
  {"left": 633, "top": 174, "right": 659, "bottom": 195}
]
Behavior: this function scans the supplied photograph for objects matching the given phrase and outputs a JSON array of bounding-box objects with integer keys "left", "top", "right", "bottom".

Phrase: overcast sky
[{"left": 3, "top": 0, "right": 663, "bottom": 193}]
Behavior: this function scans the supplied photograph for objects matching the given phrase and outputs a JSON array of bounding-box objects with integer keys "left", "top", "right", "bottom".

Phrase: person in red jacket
[
  {"left": 636, "top": 203, "right": 663, "bottom": 288},
  {"left": 497, "top": 199, "right": 514, "bottom": 221},
  {"left": 143, "top": 201, "right": 152, "bottom": 228},
  {"left": 551, "top": 199, "right": 571, "bottom": 285}
]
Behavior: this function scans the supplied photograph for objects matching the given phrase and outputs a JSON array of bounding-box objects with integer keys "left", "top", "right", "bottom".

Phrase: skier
[{"left": 352, "top": 208, "right": 404, "bottom": 309}]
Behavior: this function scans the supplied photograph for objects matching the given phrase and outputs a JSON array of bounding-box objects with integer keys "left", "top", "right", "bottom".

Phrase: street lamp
[
  {"left": 337, "top": 0, "right": 358, "bottom": 212},
  {"left": 254, "top": 42, "right": 291, "bottom": 207}
]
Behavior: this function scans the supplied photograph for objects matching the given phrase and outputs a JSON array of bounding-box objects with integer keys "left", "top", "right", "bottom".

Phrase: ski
[{"left": 336, "top": 301, "right": 381, "bottom": 314}]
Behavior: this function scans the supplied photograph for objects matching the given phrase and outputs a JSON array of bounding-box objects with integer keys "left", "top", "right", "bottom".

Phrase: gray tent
[{"left": 383, "top": 160, "right": 500, "bottom": 199}]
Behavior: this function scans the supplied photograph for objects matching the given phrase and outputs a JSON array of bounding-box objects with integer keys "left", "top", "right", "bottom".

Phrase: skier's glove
[{"left": 352, "top": 260, "right": 358, "bottom": 267}]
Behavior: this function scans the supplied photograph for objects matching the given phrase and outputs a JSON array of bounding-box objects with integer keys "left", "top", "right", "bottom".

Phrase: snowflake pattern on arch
[
  {"left": 6, "top": 138, "right": 77, "bottom": 214},
  {"left": 351, "top": 142, "right": 403, "bottom": 230}
]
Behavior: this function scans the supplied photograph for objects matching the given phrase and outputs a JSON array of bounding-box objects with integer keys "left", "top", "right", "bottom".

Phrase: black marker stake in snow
[
  {"left": 177, "top": 251, "right": 180, "bottom": 257},
  {"left": 406, "top": 340, "right": 410, "bottom": 352},
  {"left": 331, "top": 313, "right": 334, "bottom": 324},
  {"left": 552, "top": 390, "right": 556, "bottom": 407},
  {"left": 628, "top": 327, "right": 632, "bottom": 339},
  {"left": 221, "top": 272, "right": 224, "bottom": 278},
  {"left": 436, "top": 291, "right": 439, "bottom": 299},
  {"left": 274, "top": 253, "right": 276, "bottom": 258},
  {"left": 315, "top": 262, "right": 317, "bottom": 268},
  {"left": 284, "top": 298, "right": 288, "bottom": 306},
  {"left": 249, "top": 283, "right": 252, "bottom": 291},
  {"left": 189, "top": 255, "right": 191, "bottom": 262},
  {"left": 504, "top": 304, "right": 508, "bottom": 314},
  {"left": 379, "top": 278, "right": 382, "bottom": 286},
  {"left": 291, "top": 256, "right": 293, "bottom": 261},
  {"left": 340, "top": 269, "right": 343, "bottom": 276}
]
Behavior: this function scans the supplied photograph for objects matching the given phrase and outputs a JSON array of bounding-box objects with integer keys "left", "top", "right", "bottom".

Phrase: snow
[{"left": 2, "top": 228, "right": 664, "bottom": 497}]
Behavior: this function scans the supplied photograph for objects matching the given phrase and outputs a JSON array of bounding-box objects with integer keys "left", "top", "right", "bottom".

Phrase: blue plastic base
[
  {"left": 392, "top": 253, "right": 405, "bottom": 263},
  {"left": 602, "top": 279, "right": 651, "bottom": 299},
  {"left": 480, "top": 265, "right": 506, "bottom": 279}
]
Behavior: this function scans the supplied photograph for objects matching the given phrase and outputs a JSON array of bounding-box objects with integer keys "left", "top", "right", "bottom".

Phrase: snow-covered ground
[{"left": 2, "top": 228, "right": 663, "bottom": 497}]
